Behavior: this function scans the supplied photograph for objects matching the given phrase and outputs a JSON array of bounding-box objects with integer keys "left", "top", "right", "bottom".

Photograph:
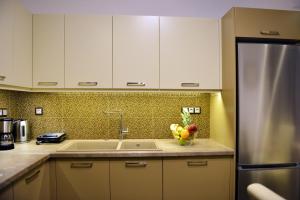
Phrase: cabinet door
[
  {"left": 110, "top": 159, "right": 162, "bottom": 200},
  {"left": 235, "top": 8, "right": 300, "bottom": 40},
  {"left": 163, "top": 158, "right": 231, "bottom": 200},
  {"left": 0, "top": 0, "right": 14, "bottom": 85},
  {"left": 65, "top": 15, "right": 112, "bottom": 88},
  {"left": 12, "top": 1, "right": 32, "bottom": 88},
  {"left": 33, "top": 14, "right": 65, "bottom": 88},
  {"left": 160, "top": 17, "right": 220, "bottom": 89},
  {"left": 113, "top": 16, "right": 159, "bottom": 89},
  {"left": 56, "top": 159, "right": 110, "bottom": 200},
  {"left": 13, "top": 162, "right": 50, "bottom": 200}
]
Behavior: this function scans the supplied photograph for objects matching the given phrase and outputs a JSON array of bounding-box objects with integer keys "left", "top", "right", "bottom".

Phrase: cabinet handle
[
  {"left": 0, "top": 76, "right": 6, "bottom": 81},
  {"left": 38, "top": 82, "right": 58, "bottom": 86},
  {"left": 25, "top": 170, "right": 40, "bottom": 184},
  {"left": 181, "top": 83, "right": 199, "bottom": 87},
  {"left": 127, "top": 82, "right": 146, "bottom": 87},
  {"left": 78, "top": 82, "right": 98, "bottom": 86},
  {"left": 187, "top": 160, "right": 208, "bottom": 167},
  {"left": 260, "top": 30, "right": 280, "bottom": 36},
  {"left": 70, "top": 162, "right": 93, "bottom": 168},
  {"left": 125, "top": 161, "right": 147, "bottom": 167}
]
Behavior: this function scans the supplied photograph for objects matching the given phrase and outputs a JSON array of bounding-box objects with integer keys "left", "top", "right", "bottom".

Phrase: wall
[{"left": 0, "top": 89, "right": 210, "bottom": 139}]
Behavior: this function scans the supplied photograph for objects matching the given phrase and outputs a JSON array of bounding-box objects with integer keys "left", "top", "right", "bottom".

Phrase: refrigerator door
[
  {"left": 238, "top": 167, "right": 299, "bottom": 200},
  {"left": 238, "top": 43, "right": 300, "bottom": 165}
]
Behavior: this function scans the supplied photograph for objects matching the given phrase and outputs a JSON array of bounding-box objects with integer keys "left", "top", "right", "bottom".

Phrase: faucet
[{"left": 104, "top": 111, "right": 129, "bottom": 140}]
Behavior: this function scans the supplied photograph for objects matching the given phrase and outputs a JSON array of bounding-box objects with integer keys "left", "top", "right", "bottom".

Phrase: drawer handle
[
  {"left": 260, "top": 30, "right": 280, "bottom": 36},
  {"left": 125, "top": 161, "right": 147, "bottom": 167},
  {"left": 70, "top": 163, "right": 93, "bottom": 168},
  {"left": 187, "top": 160, "right": 208, "bottom": 167},
  {"left": 0, "top": 76, "right": 6, "bottom": 81},
  {"left": 78, "top": 82, "right": 98, "bottom": 86},
  {"left": 127, "top": 82, "right": 146, "bottom": 87},
  {"left": 181, "top": 83, "right": 199, "bottom": 87},
  {"left": 25, "top": 170, "right": 40, "bottom": 184},
  {"left": 38, "top": 82, "right": 58, "bottom": 86}
]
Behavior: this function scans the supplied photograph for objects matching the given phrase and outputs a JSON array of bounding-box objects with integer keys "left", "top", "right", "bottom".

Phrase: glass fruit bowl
[{"left": 170, "top": 124, "right": 198, "bottom": 146}]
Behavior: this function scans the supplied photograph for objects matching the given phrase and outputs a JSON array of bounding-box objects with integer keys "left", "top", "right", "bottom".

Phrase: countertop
[{"left": 0, "top": 139, "right": 234, "bottom": 190}]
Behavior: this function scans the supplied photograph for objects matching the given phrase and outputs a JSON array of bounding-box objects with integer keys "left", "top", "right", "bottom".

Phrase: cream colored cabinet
[
  {"left": 0, "top": 0, "right": 14, "bottom": 85},
  {"left": 234, "top": 8, "right": 300, "bottom": 39},
  {"left": 110, "top": 159, "right": 162, "bottom": 200},
  {"left": 56, "top": 159, "right": 110, "bottom": 200},
  {"left": 13, "top": 1, "right": 32, "bottom": 88},
  {"left": 163, "top": 158, "right": 231, "bottom": 200},
  {"left": 65, "top": 15, "right": 112, "bottom": 88},
  {"left": 13, "top": 162, "right": 50, "bottom": 200},
  {"left": 113, "top": 16, "right": 159, "bottom": 89},
  {"left": 0, "top": 185, "right": 13, "bottom": 200},
  {"left": 160, "top": 17, "right": 220, "bottom": 89},
  {"left": 33, "top": 14, "right": 65, "bottom": 88}
]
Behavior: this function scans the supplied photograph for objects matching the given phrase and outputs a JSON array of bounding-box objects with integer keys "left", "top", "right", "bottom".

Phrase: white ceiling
[{"left": 20, "top": 0, "right": 300, "bottom": 18}]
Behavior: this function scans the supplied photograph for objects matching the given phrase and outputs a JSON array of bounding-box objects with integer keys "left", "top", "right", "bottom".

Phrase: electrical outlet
[
  {"left": 194, "top": 107, "right": 201, "bottom": 114},
  {"left": 35, "top": 107, "right": 43, "bottom": 115},
  {"left": 188, "top": 107, "right": 194, "bottom": 113},
  {"left": 2, "top": 109, "right": 7, "bottom": 116},
  {"left": 182, "top": 107, "right": 189, "bottom": 113}
]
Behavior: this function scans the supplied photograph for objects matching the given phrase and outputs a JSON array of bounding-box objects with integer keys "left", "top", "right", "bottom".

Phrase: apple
[{"left": 187, "top": 124, "right": 198, "bottom": 134}]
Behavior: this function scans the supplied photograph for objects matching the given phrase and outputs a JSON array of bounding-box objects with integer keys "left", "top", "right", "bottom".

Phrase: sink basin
[
  {"left": 58, "top": 140, "right": 119, "bottom": 152},
  {"left": 119, "top": 141, "right": 160, "bottom": 151}
]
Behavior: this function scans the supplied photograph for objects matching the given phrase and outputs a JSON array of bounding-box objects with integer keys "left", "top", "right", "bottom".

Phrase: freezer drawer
[{"left": 238, "top": 167, "right": 299, "bottom": 200}]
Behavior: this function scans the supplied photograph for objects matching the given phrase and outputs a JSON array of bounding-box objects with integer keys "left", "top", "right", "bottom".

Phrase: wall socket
[
  {"left": 0, "top": 108, "right": 8, "bottom": 117},
  {"left": 182, "top": 107, "right": 201, "bottom": 114}
]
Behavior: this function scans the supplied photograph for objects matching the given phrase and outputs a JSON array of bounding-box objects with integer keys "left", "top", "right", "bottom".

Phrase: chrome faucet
[{"left": 104, "top": 111, "right": 129, "bottom": 140}]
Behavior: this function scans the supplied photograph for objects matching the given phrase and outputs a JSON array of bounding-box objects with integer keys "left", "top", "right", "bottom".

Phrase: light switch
[
  {"left": 2, "top": 109, "right": 7, "bottom": 116},
  {"left": 0, "top": 109, "right": 3, "bottom": 117},
  {"left": 35, "top": 107, "right": 43, "bottom": 115},
  {"left": 182, "top": 107, "right": 189, "bottom": 113}
]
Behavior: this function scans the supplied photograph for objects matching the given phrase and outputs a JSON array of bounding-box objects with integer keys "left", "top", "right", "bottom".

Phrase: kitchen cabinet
[
  {"left": 113, "top": 16, "right": 159, "bottom": 89},
  {"left": 110, "top": 159, "right": 162, "bottom": 200},
  {"left": 33, "top": 14, "right": 65, "bottom": 88},
  {"left": 13, "top": 162, "right": 50, "bottom": 200},
  {"left": 56, "top": 159, "right": 110, "bottom": 200},
  {"left": 65, "top": 15, "right": 112, "bottom": 88},
  {"left": 163, "top": 157, "right": 231, "bottom": 200},
  {"left": 234, "top": 7, "right": 300, "bottom": 39},
  {"left": 0, "top": 185, "right": 13, "bottom": 200},
  {"left": 0, "top": 0, "right": 14, "bottom": 85},
  {"left": 160, "top": 17, "right": 220, "bottom": 89},
  {"left": 12, "top": 1, "right": 32, "bottom": 88}
]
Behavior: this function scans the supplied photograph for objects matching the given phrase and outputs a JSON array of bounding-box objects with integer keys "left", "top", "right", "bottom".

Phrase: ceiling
[{"left": 20, "top": 0, "right": 300, "bottom": 18}]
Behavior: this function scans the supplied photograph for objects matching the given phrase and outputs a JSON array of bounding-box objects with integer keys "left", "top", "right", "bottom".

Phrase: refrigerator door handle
[{"left": 239, "top": 163, "right": 298, "bottom": 170}]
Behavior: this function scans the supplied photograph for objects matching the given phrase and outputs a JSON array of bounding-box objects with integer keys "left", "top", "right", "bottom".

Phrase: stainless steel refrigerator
[{"left": 237, "top": 42, "right": 300, "bottom": 200}]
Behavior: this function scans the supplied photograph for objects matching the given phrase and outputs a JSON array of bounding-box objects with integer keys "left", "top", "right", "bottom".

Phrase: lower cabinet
[
  {"left": 110, "top": 159, "right": 162, "bottom": 200},
  {"left": 56, "top": 159, "right": 110, "bottom": 200},
  {"left": 163, "top": 157, "right": 231, "bottom": 200},
  {"left": 13, "top": 162, "right": 50, "bottom": 200}
]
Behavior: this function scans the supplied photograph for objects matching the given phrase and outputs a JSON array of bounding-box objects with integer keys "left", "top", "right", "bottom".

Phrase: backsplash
[{"left": 0, "top": 90, "right": 210, "bottom": 139}]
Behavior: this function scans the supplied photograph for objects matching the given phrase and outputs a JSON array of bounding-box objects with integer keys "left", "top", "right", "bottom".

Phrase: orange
[{"left": 181, "top": 129, "right": 190, "bottom": 139}]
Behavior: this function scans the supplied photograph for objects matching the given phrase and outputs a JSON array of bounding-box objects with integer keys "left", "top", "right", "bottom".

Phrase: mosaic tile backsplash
[{"left": 0, "top": 90, "right": 210, "bottom": 139}]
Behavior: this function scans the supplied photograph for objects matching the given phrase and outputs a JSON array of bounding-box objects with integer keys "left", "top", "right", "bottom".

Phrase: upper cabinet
[
  {"left": 234, "top": 8, "right": 300, "bottom": 39},
  {"left": 113, "top": 16, "right": 159, "bottom": 89},
  {"left": 13, "top": 1, "right": 32, "bottom": 88},
  {"left": 0, "top": 0, "right": 32, "bottom": 87},
  {"left": 65, "top": 15, "right": 112, "bottom": 88},
  {"left": 33, "top": 15, "right": 65, "bottom": 88},
  {"left": 160, "top": 17, "right": 220, "bottom": 89}
]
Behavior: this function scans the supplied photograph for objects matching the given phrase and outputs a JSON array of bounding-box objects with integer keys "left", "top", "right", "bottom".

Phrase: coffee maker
[{"left": 0, "top": 118, "right": 14, "bottom": 150}]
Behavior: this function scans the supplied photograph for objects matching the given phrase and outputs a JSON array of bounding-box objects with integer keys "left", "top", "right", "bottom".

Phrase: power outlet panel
[
  {"left": 0, "top": 108, "right": 8, "bottom": 117},
  {"left": 35, "top": 107, "right": 43, "bottom": 115},
  {"left": 182, "top": 107, "right": 201, "bottom": 114}
]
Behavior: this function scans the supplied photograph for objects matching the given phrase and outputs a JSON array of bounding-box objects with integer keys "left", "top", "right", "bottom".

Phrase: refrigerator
[{"left": 237, "top": 42, "right": 300, "bottom": 200}]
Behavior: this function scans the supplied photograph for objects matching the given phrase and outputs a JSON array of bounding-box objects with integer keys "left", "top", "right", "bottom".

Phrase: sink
[
  {"left": 58, "top": 140, "right": 119, "bottom": 152},
  {"left": 119, "top": 141, "right": 160, "bottom": 151}
]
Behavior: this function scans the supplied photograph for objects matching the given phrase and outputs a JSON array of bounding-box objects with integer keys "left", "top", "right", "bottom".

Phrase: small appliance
[
  {"left": 13, "top": 119, "right": 30, "bottom": 143},
  {"left": 36, "top": 132, "right": 66, "bottom": 145},
  {"left": 0, "top": 118, "right": 14, "bottom": 150}
]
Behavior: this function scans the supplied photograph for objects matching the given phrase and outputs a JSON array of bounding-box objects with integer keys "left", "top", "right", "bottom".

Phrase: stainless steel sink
[
  {"left": 58, "top": 140, "right": 119, "bottom": 152},
  {"left": 118, "top": 141, "right": 160, "bottom": 151}
]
